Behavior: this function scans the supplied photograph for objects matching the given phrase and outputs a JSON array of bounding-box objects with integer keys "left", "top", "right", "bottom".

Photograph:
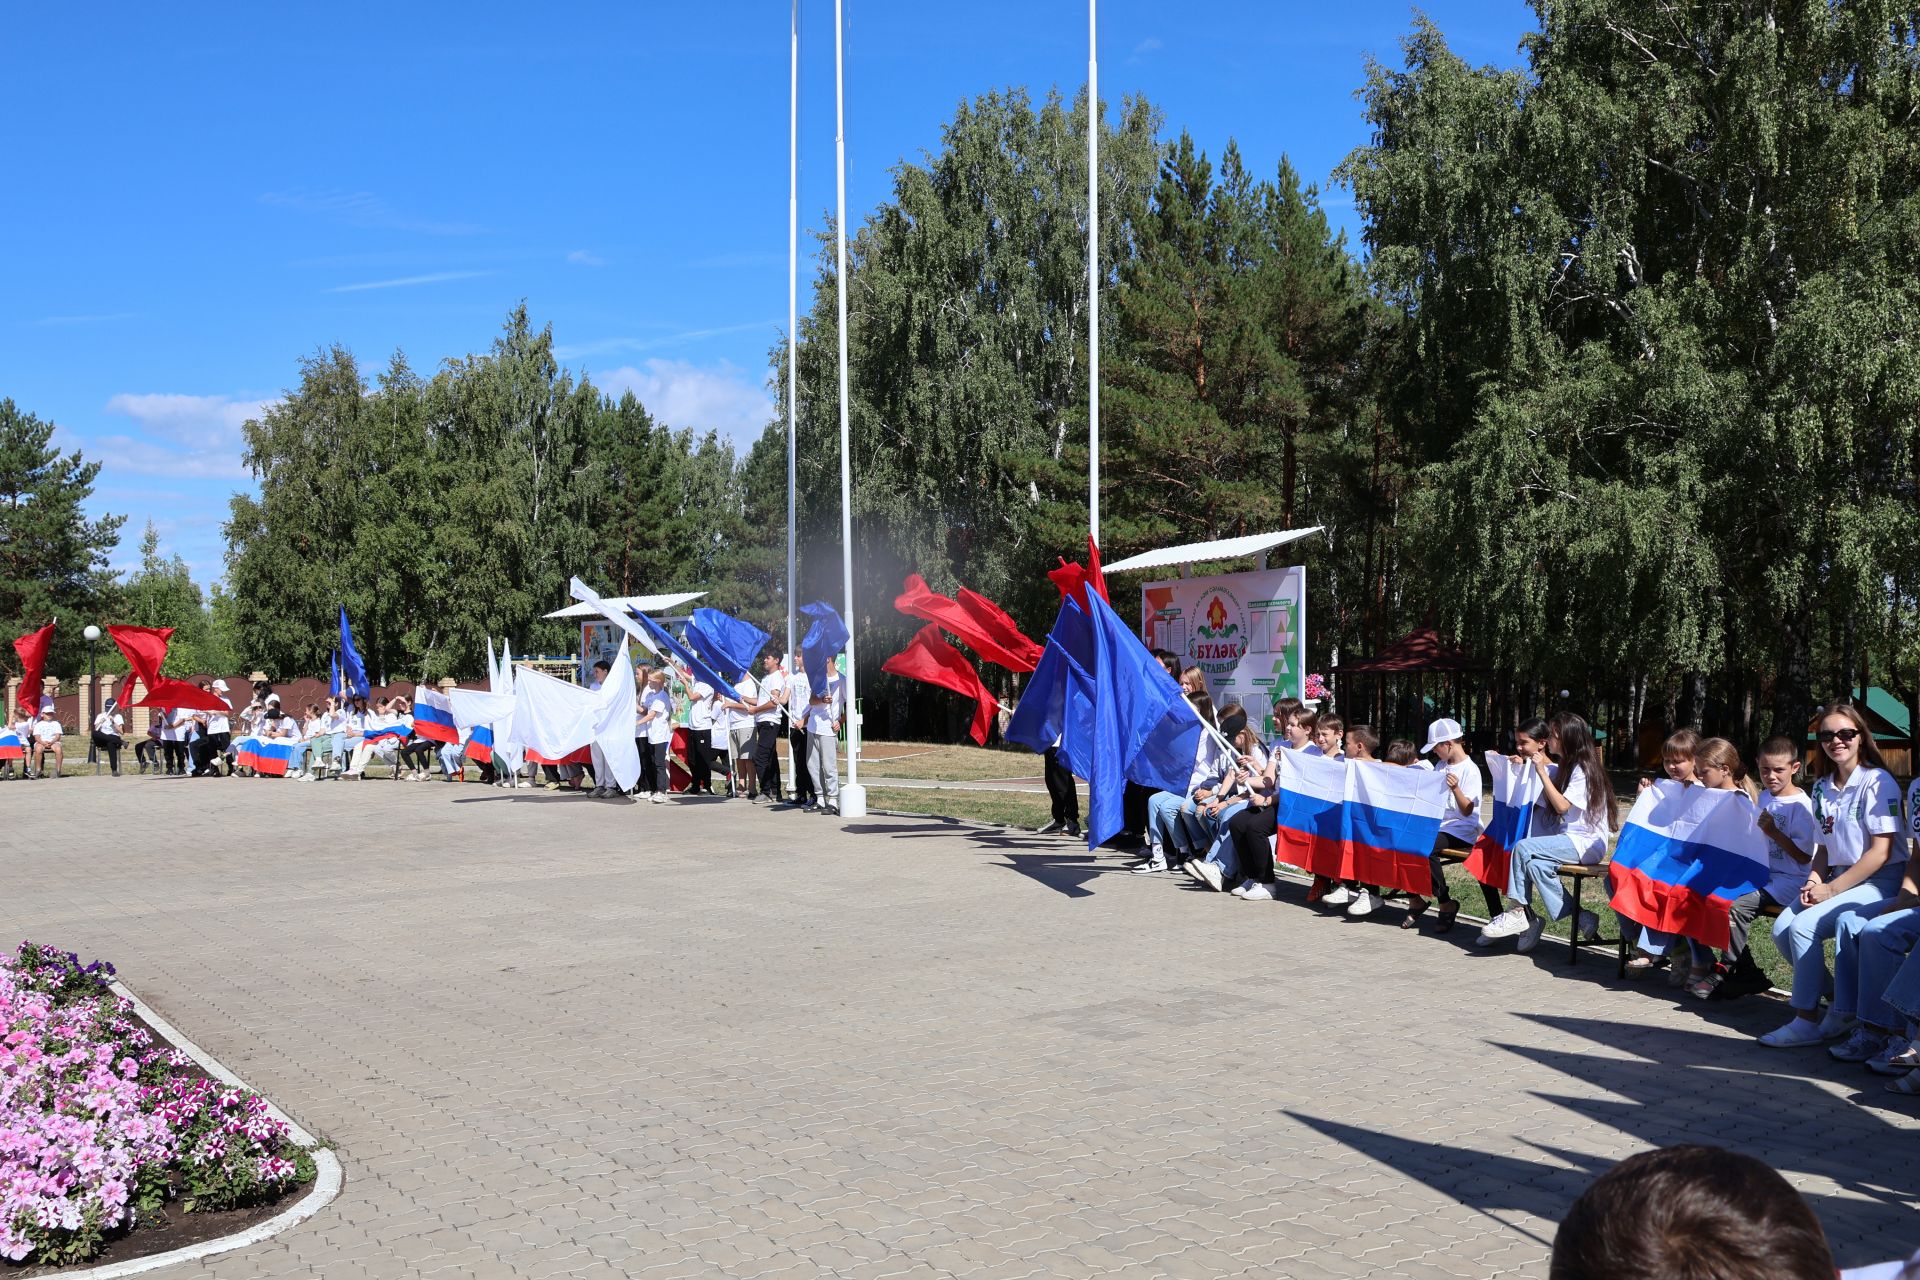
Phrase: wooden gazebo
[{"left": 1332, "top": 626, "right": 1483, "bottom": 741}]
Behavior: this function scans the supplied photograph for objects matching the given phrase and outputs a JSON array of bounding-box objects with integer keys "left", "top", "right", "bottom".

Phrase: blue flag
[
  {"left": 338, "top": 607, "right": 370, "bottom": 697},
  {"left": 1084, "top": 590, "right": 1203, "bottom": 849},
  {"left": 688, "top": 607, "right": 771, "bottom": 679},
  {"left": 330, "top": 650, "right": 342, "bottom": 698},
  {"left": 628, "top": 610, "right": 742, "bottom": 702},
  {"left": 1003, "top": 598, "right": 1098, "bottom": 780},
  {"left": 799, "top": 601, "right": 849, "bottom": 684}
]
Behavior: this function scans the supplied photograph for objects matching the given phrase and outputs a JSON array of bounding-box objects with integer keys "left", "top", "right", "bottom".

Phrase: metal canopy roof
[
  {"left": 545, "top": 591, "right": 706, "bottom": 619},
  {"left": 1100, "top": 527, "right": 1323, "bottom": 574}
]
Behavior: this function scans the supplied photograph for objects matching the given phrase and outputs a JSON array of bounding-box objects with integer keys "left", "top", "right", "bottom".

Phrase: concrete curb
[{"left": 55, "top": 984, "right": 347, "bottom": 1279}]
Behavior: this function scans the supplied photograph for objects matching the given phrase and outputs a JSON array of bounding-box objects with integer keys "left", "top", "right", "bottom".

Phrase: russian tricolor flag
[
  {"left": 364, "top": 722, "right": 411, "bottom": 744},
  {"left": 463, "top": 725, "right": 494, "bottom": 764},
  {"left": 1608, "top": 780, "right": 1769, "bottom": 951},
  {"left": 411, "top": 686, "right": 458, "bottom": 745},
  {"left": 235, "top": 737, "right": 293, "bottom": 777},
  {"left": 1464, "top": 752, "right": 1539, "bottom": 891},
  {"left": 0, "top": 730, "right": 22, "bottom": 761},
  {"left": 1276, "top": 753, "right": 1450, "bottom": 895},
  {"left": 526, "top": 745, "right": 592, "bottom": 767}
]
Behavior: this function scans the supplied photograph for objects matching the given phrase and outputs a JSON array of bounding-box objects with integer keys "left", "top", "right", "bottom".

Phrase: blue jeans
[
  {"left": 1506, "top": 834, "right": 1581, "bottom": 921},
  {"left": 1773, "top": 862, "right": 1908, "bottom": 1012},
  {"left": 1832, "top": 905, "right": 1920, "bottom": 1028},
  {"left": 1883, "top": 942, "right": 1920, "bottom": 1028},
  {"left": 1147, "top": 791, "right": 1208, "bottom": 859},
  {"left": 1204, "top": 801, "right": 1247, "bottom": 880},
  {"left": 438, "top": 743, "right": 465, "bottom": 779},
  {"left": 1635, "top": 926, "right": 1715, "bottom": 968}
]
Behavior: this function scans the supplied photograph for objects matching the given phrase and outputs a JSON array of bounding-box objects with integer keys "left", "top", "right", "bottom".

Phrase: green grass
[
  {"left": 858, "top": 743, "right": 1044, "bottom": 782},
  {"left": 866, "top": 786, "right": 1056, "bottom": 829}
]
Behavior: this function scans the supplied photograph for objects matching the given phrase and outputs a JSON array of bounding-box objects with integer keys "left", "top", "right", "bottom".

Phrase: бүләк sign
[{"left": 1140, "top": 566, "right": 1306, "bottom": 736}]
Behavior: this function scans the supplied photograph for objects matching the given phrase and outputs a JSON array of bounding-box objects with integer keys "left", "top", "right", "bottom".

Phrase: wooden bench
[{"left": 1549, "top": 861, "right": 1622, "bottom": 971}]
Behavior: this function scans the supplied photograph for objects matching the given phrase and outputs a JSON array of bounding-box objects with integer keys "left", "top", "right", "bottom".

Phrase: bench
[{"left": 1549, "top": 862, "right": 1622, "bottom": 972}]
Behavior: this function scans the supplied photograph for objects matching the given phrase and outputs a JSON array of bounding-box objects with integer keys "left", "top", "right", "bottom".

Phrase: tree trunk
[{"left": 1773, "top": 607, "right": 1814, "bottom": 741}]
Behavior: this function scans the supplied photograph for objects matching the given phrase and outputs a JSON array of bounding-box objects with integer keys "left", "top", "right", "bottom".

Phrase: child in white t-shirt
[{"left": 1712, "top": 736, "right": 1818, "bottom": 1000}]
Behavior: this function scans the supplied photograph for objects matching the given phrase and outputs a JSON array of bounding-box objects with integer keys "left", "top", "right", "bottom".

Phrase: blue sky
[{"left": 4, "top": 1, "right": 1531, "bottom": 587}]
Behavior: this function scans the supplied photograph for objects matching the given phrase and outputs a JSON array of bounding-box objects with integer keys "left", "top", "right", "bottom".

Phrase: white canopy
[
  {"left": 1100, "top": 527, "right": 1323, "bottom": 574},
  {"left": 545, "top": 591, "right": 704, "bottom": 619}
]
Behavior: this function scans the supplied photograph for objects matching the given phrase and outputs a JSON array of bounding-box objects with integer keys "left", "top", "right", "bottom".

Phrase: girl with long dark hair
[{"left": 1478, "top": 711, "right": 1616, "bottom": 952}]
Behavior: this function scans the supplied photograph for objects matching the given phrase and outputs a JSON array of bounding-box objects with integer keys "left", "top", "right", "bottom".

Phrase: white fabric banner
[{"left": 501, "top": 638, "right": 642, "bottom": 792}]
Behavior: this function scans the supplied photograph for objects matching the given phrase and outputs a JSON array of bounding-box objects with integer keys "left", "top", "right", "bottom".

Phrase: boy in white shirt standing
[
  {"left": 787, "top": 653, "right": 815, "bottom": 809},
  {"left": 746, "top": 651, "right": 788, "bottom": 804},
  {"left": 805, "top": 661, "right": 844, "bottom": 815}
]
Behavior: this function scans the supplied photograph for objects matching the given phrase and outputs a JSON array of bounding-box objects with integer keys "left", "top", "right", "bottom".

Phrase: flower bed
[{"left": 0, "top": 943, "right": 314, "bottom": 1268}]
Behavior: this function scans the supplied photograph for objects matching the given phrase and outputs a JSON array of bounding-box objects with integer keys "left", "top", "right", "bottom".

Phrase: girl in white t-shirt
[
  {"left": 1760, "top": 704, "right": 1909, "bottom": 1048},
  {"left": 1478, "top": 712, "right": 1616, "bottom": 952},
  {"left": 635, "top": 670, "right": 674, "bottom": 803}
]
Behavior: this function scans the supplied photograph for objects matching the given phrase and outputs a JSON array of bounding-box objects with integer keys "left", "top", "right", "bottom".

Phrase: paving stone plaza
[{"left": 5, "top": 778, "right": 1918, "bottom": 1278}]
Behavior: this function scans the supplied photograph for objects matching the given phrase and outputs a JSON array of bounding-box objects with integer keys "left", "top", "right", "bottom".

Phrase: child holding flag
[
  {"left": 1622, "top": 732, "right": 1703, "bottom": 980},
  {"left": 1478, "top": 712, "right": 1614, "bottom": 952},
  {"left": 1711, "top": 736, "right": 1817, "bottom": 1000},
  {"left": 1761, "top": 705, "right": 1910, "bottom": 1048},
  {"left": 1403, "top": 718, "right": 1486, "bottom": 932}
]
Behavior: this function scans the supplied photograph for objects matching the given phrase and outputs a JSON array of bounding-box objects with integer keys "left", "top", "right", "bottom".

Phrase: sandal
[
  {"left": 1885, "top": 1069, "right": 1920, "bottom": 1096},
  {"left": 1400, "top": 896, "right": 1430, "bottom": 930},
  {"left": 1432, "top": 902, "right": 1460, "bottom": 934},
  {"left": 1625, "top": 954, "right": 1661, "bottom": 977}
]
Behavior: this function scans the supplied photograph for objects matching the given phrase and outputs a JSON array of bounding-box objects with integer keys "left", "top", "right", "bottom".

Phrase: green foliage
[{"left": 0, "top": 398, "right": 123, "bottom": 679}]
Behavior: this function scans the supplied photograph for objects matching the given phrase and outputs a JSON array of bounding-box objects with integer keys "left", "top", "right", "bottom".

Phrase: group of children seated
[{"left": 1129, "top": 694, "right": 1920, "bottom": 1097}]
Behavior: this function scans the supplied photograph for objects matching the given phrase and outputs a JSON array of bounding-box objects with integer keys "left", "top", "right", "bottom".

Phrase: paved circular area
[{"left": 6, "top": 777, "right": 1918, "bottom": 1278}]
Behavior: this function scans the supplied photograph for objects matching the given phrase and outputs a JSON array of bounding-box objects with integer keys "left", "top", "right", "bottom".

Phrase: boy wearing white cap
[
  {"left": 31, "top": 702, "right": 64, "bottom": 778},
  {"left": 1403, "top": 718, "right": 1494, "bottom": 932}
]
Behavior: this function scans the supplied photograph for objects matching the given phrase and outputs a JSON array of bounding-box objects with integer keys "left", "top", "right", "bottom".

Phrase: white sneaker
[
  {"left": 1816, "top": 1008, "right": 1859, "bottom": 1041},
  {"left": 1576, "top": 910, "right": 1599, "bottom": 942},
  {"left": 1230, "top": 881, "right": 1253, "bottom": 898},
  {"left": 1130, "top": 859, "right": 1168, "bottom": 875},
  {"left": 1194, "top": 860, "right": 1225, "bottom": 892},
  {"left": 1760, "top": 1017, "right": 1830, "bottom": 1048},
  {"left": 1346, "top": 888, "right": 1378, "bottom": 917},
  {"left": 1240, "top": 882, "right": 1275, "bottom": 901},
  {"left": 650, "top": 793, "right": 666, "bottom": 805},
  {"left": 1323, "top": 885, "right": 1353, "bottom": 905},
  {"left": 1830, "top": 1026, "right": 1890, "bottom": 1063},
  {"left": 1515, "top": 915, "right": 1547, "bottom": 953},
  {"left": 1479, "top": 907, "right": 1532, "bottom": 940},
  {"left": 1867, "top": 1036, "right": 1917, "bottom": 1075}
]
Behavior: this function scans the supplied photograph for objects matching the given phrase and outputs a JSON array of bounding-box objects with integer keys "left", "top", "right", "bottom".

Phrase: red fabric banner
[
  {"left": 1087, "top": 536, "right": 1110, "bottom": 602},
  {"left": 12, "top": 623, "right": 54, "bottom": 716},
  {"left": 954, "top": 589, "right": 1042, "bottom": 672},
  {"left": 880, "top": 624, "right": 999, "bottom": 745},
  {"left": 1048, "top": 561, "right": 1090, "bottom": 610},
  {"left": 107, "top": 625, "right": 172, "bottom": 694},
  {"left": 136, "top": 678, "right": 232, "bottom": 712},
  {"left": 895, "top": 575, "right": 1038, "bottom": 674}
]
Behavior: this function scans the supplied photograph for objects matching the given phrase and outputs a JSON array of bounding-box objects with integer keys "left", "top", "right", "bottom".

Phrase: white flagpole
[
  {"left": 786, "top": 0, "right": 800, "bottom": 663},
  {"left": 1087, "top": 0, "right": 1100, "bottom": 548},
  {"left": 834, "top": 0, "right": 865, "bottom": 817}
]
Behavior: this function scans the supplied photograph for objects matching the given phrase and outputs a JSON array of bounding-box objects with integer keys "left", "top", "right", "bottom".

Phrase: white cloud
[
  {"left": 595, "top": 360, "right": 773, "bottom": 450},
  {"left": 89, "top": 435, "right": 253, "bottom": 480},
  {"left": 566, "top": 249, "right": 607, "bottom": 266},
  {"left": 1127, "top": 36, "right": 1163, "bottom": 64},
  {"left": 104, "top": 392, "right": 267, "bottom": 452},
  {"left": 325, "top": 270, "right": 490, "bottom": 293},
  {"left": 260, "top": 189, "right": 482, "bottom": 236}
]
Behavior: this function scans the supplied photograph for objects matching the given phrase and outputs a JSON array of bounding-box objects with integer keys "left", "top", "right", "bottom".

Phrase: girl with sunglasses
[{"left": 1760, "top": 704, "right": 1911, "bottom": 1047}]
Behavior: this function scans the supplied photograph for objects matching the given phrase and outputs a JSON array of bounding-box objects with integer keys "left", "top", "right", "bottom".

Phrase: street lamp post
[{"left": 83, "top": 625, "right": 101, "bottom": 774}]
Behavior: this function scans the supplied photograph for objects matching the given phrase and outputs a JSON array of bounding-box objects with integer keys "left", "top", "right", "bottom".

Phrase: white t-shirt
[
  {"left": 1551, "top": 764, "right": 1609, "bottom": 862},
  {"left": 1437, "top": 753, "right": 1484, "bottom": 844},
  {"left": 805, "top": 674, "right": 842, "bottom": 735},
  {"left": 207, "top": 697, "right": 231, "bottom": 735},
  {"left": 1760, "top": 790, "right": 1819, "bottom": 903},
  {"left": 93, "top": 711, "right": 124, "bottom": 736},
  {"left": 788, "top": 672, "right": 812, "bottom": 723},
  {"left": 1813, "top": 766, "right": 1905, "bottom": 869},
  {"left": 642, "top": 689, "right": 674, "bottom": 745},
  {"left": 687, "top": 687, "right": 714, "bottom": 733},
  {"left": 755, "top": 670, "right": 788, "bottom": 726},
  {"left": 32, "top": 718, "right": 62, "bottom": 744}
]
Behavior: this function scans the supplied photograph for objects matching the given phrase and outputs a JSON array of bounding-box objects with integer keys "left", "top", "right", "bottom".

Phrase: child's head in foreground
[{"left": 1550, "top": 1145, "right": 1832, "bottom": 1280}]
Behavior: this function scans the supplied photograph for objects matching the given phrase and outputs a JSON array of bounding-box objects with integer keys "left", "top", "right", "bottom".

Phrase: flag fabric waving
[
  {"left": 107, "top": 625, "right": 171, "bottom": 694},
  {"left": 894, "top": 575, "right": 1038, "bottom": 673},
  {"left": 1083, "top": 589, "right": 1203, "bottom": 848},
  {"left": 1464, "top": 752, "right": 1541, "bottom": 891},
  {"left": 687, "top": 608, "right": 770, "bottom": 679},
  {"left": 338, "top": 607, "right": 370, "bottom": 697},
  {"left": 331, "top": 651, "right": 343, "bottom": 698},
  {"left": 1608, "top": 781, "right": 1770, "bottom": 950},
  {"left": 364, "top": 721, "right": 410, "bottom": 744},
  {"left": 0, "top": 729, "right": 23, "bottom": 761},
  {"left": 1276, "top": 753, "right": 1451, "bottom": 896},
  {"left": 799, "top": 602, "right": 849, "bottom": 683},
  {"left": 135, "top": 679, "right": 232, "bottom": 712},
  {"left": 235, "top": 738, "right": 294, "bottom": 777},
  {"left": 12, "top": 623, "right": 54, "bottom": 716},
  {"left": 463, "top": 724, "right": 495, "bottom": 764},
  {"left": 1086, "top": 536, "right": 1110, "bottom": 603},
  {"left": 411, "top": 685, "right": 459, "bottom": 745},
  {"left": 628, "top": 610, "right": 742, "bottom": 701},
  {"left": 1004, "top": 597, "right": 1099, "bottom": 777},
  {"left": 880, "top": 625, "right": 999, "bottom": 744}
]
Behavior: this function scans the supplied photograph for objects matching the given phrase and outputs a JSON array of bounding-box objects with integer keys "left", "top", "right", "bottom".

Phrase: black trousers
[
  {"left": 136, "top": 738, "right": 160, "bottom": 769},
  {"left": 161, "top": 740, "right": 188, "bottom": 773},
  {"left": 752, "top": 722, "right": 783, "bottom": 799},
  {"left": 1123, "top": 782, "right": 1153, "bottom": 837},
  {"left": 91, "top": 732, "right": 123, "bottom": 774},
  {"left": 1228, "top": 804, "right": 1279, "bottom": 883},
  {"left": 789, "top": 726, "right": 815, "bottom": 803},
  {"left": 1044, "top": 748, "right": 1079, "bottom": 823},
  {"left": 1428, "top": 832, "right": 1502, "bottom": 913},
  {"left": 639, "top": 740, "right": 670, "bottom": 793},
  {"left": 688, "top": 734, "right": 714, "bottom": 793},
  {"left": 192, "top": 731, "right": 231, "bottom": 775}
]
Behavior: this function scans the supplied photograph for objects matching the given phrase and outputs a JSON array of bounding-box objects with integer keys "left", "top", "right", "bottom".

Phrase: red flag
[
  {"left": 12, "top": 623, "right": 55, "bottom": 716},
  {"left": 895, "top": 575, "right": 1038, "bottom": 673},
  {"left": 1048, "top": 560, "right": 1090, "bottom": 610},
  {"left": 137, "top": 678, "right": 233, "bottom": 712},
  {"left": 107, "top": 625, "right": 172, "bottom": 694},
  {"left": 880, "top": 624, "right": 999, "bottom": 745},
  {"left": 955, "top": 588, "right": 1042, "bottom": 671},
  {"left": 1086, "top": 536, "right": 1110, "bottom": 602}
]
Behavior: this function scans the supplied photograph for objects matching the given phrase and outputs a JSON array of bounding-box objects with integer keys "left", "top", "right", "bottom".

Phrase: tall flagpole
[
  {"left": 786, "top": 0, "right": 799, "bottom": 662},
  {"left": 834, "top": 0, "right": 865, "bottom": 816},
  {"left": 1087, "top": 0, "right": 1100, "bottom": 547}
]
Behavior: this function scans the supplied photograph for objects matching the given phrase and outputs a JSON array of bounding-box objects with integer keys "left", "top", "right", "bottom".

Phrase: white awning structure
[
  {"left": 544, "top": 591, "right": 706, "bottom": 619},
  {"left": 1100, "top": 527, "right": 1323, "bottom": 574}
]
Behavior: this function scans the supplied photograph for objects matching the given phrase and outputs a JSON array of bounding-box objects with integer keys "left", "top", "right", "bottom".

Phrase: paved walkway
[{"left": 5, "top": 778, "right": 1917, "bottom": 1278}]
